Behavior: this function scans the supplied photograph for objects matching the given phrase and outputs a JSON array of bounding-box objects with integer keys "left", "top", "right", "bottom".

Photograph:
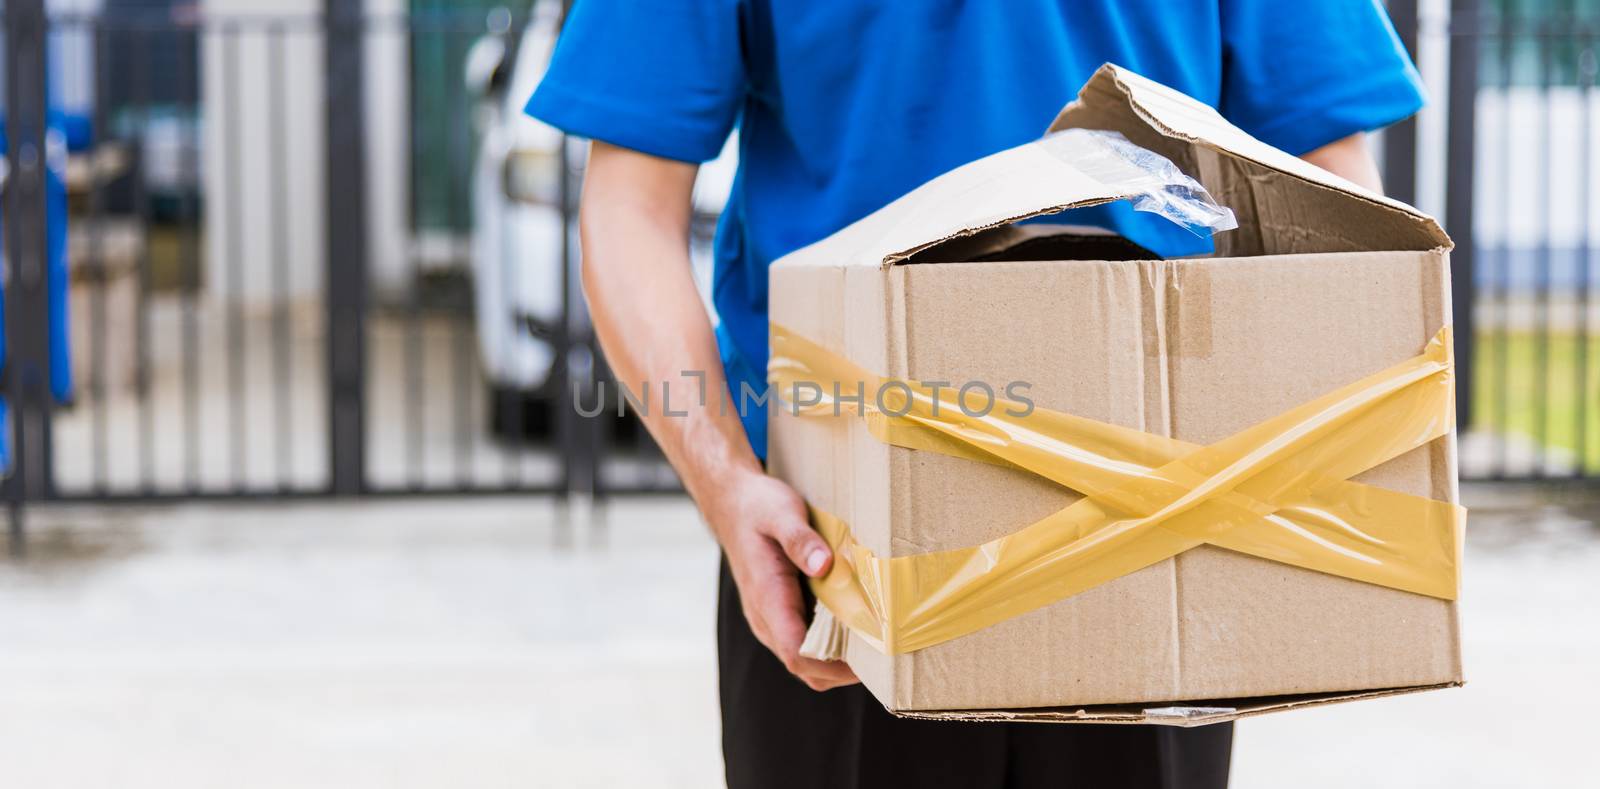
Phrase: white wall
[
  {"left": 201, "top": 0, "right": 409, "bottom": 307},
  {"left": 1472, "top": 87, "right": 1600, "bottom": 251},
  {"left": 365, "top": 0, "right": 410, "bottom": 300}
]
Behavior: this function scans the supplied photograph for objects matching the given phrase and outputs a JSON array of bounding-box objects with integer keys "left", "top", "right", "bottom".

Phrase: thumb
[{"left": 771, "top": 513, "right": 832, "bottom": 578}]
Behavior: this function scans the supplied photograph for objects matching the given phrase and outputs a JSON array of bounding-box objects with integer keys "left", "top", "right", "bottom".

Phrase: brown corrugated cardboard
[
  {"left": 767, "top": 64, "right": 1462, "bottom": 722},
  {"left": 895, "top": 683, "right": 1463, "bottom": 728}
]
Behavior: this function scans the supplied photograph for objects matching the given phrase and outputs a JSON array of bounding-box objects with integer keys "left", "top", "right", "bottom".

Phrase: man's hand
[
  {"left": 705, "top": 470, "right": 858, "bottom": 691},
  {"left": 578, "top": 141, "right": 856, "bottom": 692}
]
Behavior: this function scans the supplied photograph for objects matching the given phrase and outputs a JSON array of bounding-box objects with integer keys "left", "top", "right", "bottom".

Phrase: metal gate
[
  {"left": 1441, "top": 0, "right": 1599, "bottom": 484},
  {"left": 1, "top": 0, "right": 682, "bottom": 551}
]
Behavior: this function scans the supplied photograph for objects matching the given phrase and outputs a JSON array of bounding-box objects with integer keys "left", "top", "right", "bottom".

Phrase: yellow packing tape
[{"left": 769, "top": 323, "right": 1464, "bottom": 656}]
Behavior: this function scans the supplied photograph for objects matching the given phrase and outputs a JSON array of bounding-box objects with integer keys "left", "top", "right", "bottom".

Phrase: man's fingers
[
  {"left": 793, "top": 655, "right": 858, "bottom": 691},
  {"left": 744, "top": 561, "right": 859, "bottom": 690},
  {"left": 748, "top": 566, "right": 807, "bottom": 648},
  {"left": 726, "top": 493, "right": 861, "bottom": 692},
  {"left": 752, "top": 558, "right": 812, "bottom": 643},
  {"left": 766, "top": 512, "right": 832, "bottom": 578}
]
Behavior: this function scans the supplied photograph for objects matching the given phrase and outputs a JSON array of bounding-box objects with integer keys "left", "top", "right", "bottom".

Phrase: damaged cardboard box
[{"left": 767, "top": 63, "right": 1463, "bottom": 725}]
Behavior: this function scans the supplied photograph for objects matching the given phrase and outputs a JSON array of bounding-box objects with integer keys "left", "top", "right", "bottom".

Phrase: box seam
[
  {"left": 886, "top": 266, "right": 915, "bottom": 708},
  {"left": 1160, "top": 261, "right": 1185, "bottom": 699}
]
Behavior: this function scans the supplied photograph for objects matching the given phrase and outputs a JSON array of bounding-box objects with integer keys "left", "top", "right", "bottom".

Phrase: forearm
[
  {"left": 575, "top": 141, "right": 851, "bottom": 690},
  {"left": 1300, "top": 132, "right": 1384, "bottom": 194},
  {"left": 578, "top": 146, "right": 762, "bottom": 524}
]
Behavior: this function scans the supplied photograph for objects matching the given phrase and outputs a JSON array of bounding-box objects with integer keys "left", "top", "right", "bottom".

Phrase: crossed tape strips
[{"left": 770, "top": 323, "right": 1464, "bottom": 656}]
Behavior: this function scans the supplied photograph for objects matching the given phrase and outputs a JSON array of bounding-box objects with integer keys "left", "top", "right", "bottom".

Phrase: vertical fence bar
[
  {"left": 130, "top": 25, "right": 155, "bottom": 491},
  {"left": 1386, "top": 0, "right": 1421, "bottom": 205},
  {"left": 447, "top": 25, "right": 473, "bottom": 488},
  {"left": 501, "top": 18, "right": 528, "bottom": 490},
  {"left": 3, "top": 0, "right": 53, "bottom": 551},
  {"left": 179, "top": 26, "right": 202, "bottom": 491},
  {"left": 1446, "top": 0, "right": 1480, "bottom": 436},
  {"left": 325, "top": 0, "right": 369, "bottom": 495},
  {"left": 88, "top": 19, "right": 110, "bottom": 492},
  {"left": 404, "top": 21, "right": 426, "bottom": 488},
  {"left": 575, "top": 145, "right": 605, "bottom": 504},
  {"left": 222, "top": 25, "right": 247, "bottom": 486},
  {"left": 269, "top": 26, "right": 294, "bottom": 490},
  {"left": 1580, "top": 34, "right": 1596, "bottom": 476},
  {"left": 1493, "top": 11, "right": 1512, "bottom": 476},
  {"left": 556, "top": 132, "right": 581, "bottom": 508},
  {"left": 552, "top": 0, "right": 578, "bottom": 511},
  {"left": 1533, "top": 16, "right": 1554, "bottom": 476}
]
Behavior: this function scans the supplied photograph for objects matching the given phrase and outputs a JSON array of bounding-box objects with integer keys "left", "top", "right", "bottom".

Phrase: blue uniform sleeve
[
  {"left": 526, "top": 0, "right": 745, "bottom": 163},
  {"left": 1219, "top": 0, "right": 1425, "bottom": 155}
]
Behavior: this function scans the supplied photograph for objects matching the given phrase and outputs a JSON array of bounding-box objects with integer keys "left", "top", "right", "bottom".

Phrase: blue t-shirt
[{"left": 526, "top": 0, "right": 1424, "bottom": 457}]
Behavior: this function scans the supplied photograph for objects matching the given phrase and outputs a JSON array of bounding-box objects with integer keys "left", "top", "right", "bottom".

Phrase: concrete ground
[{"left": 0, "top": 490, "right": 1595, "bottom": 788}]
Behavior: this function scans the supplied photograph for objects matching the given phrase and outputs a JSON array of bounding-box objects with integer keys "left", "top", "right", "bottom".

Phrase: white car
[{"left": 466, "top": 3, "right": 732, "bottom": 441}]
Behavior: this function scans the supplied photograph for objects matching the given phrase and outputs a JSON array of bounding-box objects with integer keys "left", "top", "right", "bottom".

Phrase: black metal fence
[
  {"left": 1, "top": 0, "right": 1595, "bottom": 545},
  {"left": 1441, "top": 0, "right": 1600, "bottom": 482},
  {"left": 1, "top": 0, "right": 679, "bottom": 547}
]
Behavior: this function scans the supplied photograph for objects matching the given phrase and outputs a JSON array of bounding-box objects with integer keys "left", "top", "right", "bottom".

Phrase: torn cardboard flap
[
  {"left": 1053, "top": 64, "right": 1452, "bottom": 254},
  {"left": 773, "top": 62, "right": 1450, "bottom": 276},
  {"left": 774, "top": 135, "right": 1153, "bottom": 272}
]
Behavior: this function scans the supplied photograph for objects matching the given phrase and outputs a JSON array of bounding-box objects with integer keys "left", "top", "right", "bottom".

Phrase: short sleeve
[
  {"left": 525, "top": 0, "right": 745, "bottom": 163},
  {"left": 1219, "top": 0, "right": 1425, "bottom": 155}
]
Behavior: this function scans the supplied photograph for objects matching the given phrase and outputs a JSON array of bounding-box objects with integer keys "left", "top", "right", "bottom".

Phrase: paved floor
[{"left": 0, "top": 492, "right": 1595, "bottom": 788}]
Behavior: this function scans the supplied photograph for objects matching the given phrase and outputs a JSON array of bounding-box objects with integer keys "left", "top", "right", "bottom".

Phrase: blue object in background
[{"left": 1, "top": 111, "right": 86, "bottom": 470}]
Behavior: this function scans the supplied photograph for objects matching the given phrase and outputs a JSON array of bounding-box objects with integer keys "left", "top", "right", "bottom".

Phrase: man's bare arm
[
  {"left": 578, "top": 141, "right": 857, "bottom": 691},
  {"left": 1300, "top": 131, "right": 1385, "bottom": 194}
]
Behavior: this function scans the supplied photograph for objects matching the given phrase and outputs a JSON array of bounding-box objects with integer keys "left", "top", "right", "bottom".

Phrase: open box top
[{"left": 773, "top": 63, "right": 1450, "bottom": 273}]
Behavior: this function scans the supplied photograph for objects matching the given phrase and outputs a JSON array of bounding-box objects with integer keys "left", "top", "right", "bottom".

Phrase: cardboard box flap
[
  {"left": 772, "top": 64, "right": 1447, "bottom": 273},
  {"left": 1052, "top": 63, "right": 1451, "bottom": 253},
  {"left": 772, "top": 136, "right": 1161, "bottom": 271}
]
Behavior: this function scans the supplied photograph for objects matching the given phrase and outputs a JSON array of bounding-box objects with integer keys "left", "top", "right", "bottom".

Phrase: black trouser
[{"left": 718, "top": 557, "right": 1233, "bottom": 788}]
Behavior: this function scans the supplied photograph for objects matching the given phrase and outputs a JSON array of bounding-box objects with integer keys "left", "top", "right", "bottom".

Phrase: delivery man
[{"left": 526, "top": 1, "right": 1424, "bottom": 786}]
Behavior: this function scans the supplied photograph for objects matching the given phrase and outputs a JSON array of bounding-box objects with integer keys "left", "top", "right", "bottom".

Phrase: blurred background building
[{"left": 0, "top": 1, "right": 1594, "bottom": 787}]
